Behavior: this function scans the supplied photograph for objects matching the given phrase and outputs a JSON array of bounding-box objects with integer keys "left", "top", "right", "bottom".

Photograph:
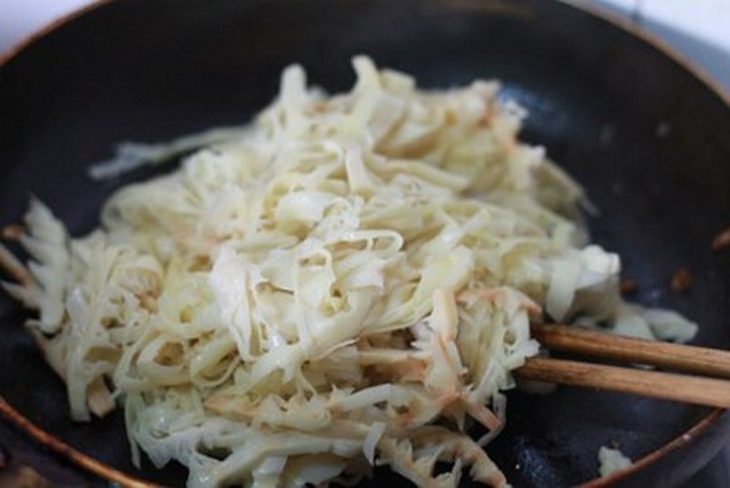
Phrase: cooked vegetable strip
[
  {"left": 88, "top": 126, "right": 249, "bottom": 180},
  {"left": 1, "top": 57, "right": 697, "bottom": 487}
]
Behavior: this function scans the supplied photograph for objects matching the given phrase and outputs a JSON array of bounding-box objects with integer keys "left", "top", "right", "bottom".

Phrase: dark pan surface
[{"left": 1, "top": 0, "right": 730, "bottom": 486}]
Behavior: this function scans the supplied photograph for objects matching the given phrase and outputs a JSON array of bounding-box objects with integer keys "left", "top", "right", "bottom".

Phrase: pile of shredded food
[{"left": 0, "top": 57, "right": 697, "bottom": 487}]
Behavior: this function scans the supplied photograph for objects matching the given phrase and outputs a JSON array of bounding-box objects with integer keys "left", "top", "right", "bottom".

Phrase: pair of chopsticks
[{"left": 515, "top": 324, "right": 730, "bottom": 409}]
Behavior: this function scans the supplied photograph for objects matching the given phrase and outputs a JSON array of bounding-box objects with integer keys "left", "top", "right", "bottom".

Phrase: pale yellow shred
[{"left": 1, "top": 56, "right": 697, "bottom": 488}]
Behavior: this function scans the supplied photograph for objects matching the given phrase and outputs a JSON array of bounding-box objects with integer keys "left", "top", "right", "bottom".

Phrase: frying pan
[{"left": 1, "top": 0, "right": 729, "bottom": 486}]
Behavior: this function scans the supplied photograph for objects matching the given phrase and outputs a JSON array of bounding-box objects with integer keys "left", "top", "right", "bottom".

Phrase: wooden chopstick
[
  {"left": 513, "top": 323, "right": 730, "bottom": 409},
  {"left": 530, "top": 323, "right": 730, "bottom": 378},
  {"left": 516, "top": 357, "right": 730, "bottom": 409}
]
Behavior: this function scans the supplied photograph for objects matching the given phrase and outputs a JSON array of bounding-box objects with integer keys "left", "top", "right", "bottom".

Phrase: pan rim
[
  {"left": 0, "top": 0, "right": 728, "bottom": 486},
  {"left": 555, "top": 0, "right": 729, "bottom": 485}
]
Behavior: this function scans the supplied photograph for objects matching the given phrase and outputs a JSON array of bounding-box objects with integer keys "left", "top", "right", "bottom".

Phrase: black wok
[{"left": 1, "top": 0, "right": 729, "bottom": 486}]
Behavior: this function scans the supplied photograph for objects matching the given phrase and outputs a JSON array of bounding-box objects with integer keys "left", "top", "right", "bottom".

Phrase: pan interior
[{"left": 1, "top": 0, "right": 729, "bottom": 486}]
